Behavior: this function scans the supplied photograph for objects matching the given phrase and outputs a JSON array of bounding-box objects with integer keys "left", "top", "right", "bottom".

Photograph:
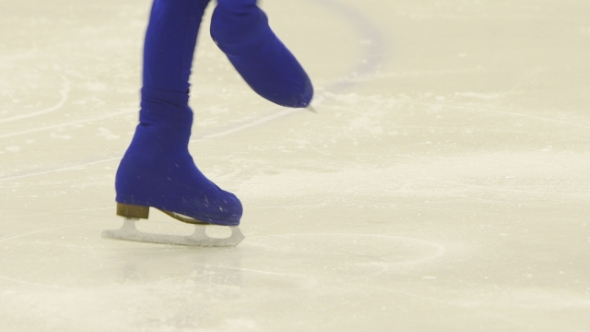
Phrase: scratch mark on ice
[{"left": 0, "top": 75, "right": 71, "bottom": 124}]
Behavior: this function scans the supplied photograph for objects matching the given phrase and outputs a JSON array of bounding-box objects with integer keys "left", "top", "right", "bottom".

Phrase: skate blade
[{"left": 102, "top": 218, "right": 244, "bottom": 247}]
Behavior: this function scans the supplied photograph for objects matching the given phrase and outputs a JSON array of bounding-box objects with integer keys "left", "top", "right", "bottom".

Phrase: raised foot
[{"left": 102, "top": 218, "right": 244, "bottom": 247}]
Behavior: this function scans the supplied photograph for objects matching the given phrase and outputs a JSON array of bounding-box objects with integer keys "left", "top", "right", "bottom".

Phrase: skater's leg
[
  {"left": 211, "top": 0, "right": 313, "bottom": 108},
  {"left": 115, "top": 0, "right": 242, "bottom": 226},
  {"left": 139, "top": 0, "right": 208, "bottom": 152},
  {"left": 142, "top": 0, "right": 210, "bottom": 94}
]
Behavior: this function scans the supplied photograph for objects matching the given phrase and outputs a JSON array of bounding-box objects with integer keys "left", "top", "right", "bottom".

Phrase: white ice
[{"left": 1, "top": 0, "right": 590, "bottom": 331}]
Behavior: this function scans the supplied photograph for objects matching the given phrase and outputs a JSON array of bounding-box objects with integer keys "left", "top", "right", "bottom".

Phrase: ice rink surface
[{"left": 1, "top": 0, "right": 590, "bottom": 331}]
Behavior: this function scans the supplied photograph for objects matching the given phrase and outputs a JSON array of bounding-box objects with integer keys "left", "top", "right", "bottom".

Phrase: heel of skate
[{"left": 117, "top": 203, "right": 149, "bottom": 219}]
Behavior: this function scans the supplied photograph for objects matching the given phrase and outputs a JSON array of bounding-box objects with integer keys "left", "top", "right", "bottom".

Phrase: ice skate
[
  {"left": 102, "top": 204, "right": 244, "bottom": 247},
  {"left": 103, "top": 0, "right": 245, "bottom": 247},
  {"left": 106, "top": 89, "right": 244, "bottom": 247},
  {"left": 211, "top": 0, "right": 313, "bottom": 108}
]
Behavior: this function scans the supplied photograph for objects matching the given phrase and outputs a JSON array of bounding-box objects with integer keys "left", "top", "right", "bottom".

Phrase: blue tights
[{"left": 115, "top": 0, "right": 312, "bottom": 225}]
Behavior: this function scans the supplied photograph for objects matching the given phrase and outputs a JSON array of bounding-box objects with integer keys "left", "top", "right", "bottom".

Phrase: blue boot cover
[
  {"left": 211, "top": 0, "right": 313, "bottom": 108},
  {"left": 116, "top": 89, "right": 243, "bottom": 226}
]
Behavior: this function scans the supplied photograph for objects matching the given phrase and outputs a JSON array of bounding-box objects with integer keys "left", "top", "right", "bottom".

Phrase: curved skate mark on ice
[
  {"left": 248, "top": 233, "right": 445, "bottom": 272},
  {"left": 0, "top": 221, "right": 104, "bottom": 243},
  {"left": 210, "top": 265, "right": 320, "bottom": 288},
  {"left": 411, "top": 101, "right": 590, "bottom": 130},
  {"left": 0, "top": 275, "right": 78, "bottom": 290},
  {"left": 204, "top": 265, "right": 313, "bottom": 280},
  {"left": 0, "top": 108, "right": 137, "bottom": 140},
  {"left": 194, "top": 108, "right": 299, "bottom": 140},
  {"left": 0, "top": 75, "right": 70, "bottom": 124},
  {"left": 0, "top": 157, "right": 119, "bottom": 182}
]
